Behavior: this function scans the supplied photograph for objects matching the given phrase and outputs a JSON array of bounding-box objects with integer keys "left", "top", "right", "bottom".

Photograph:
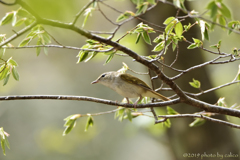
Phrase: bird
[{"left": 91, "top": 71, "right": 170, "bottom": 108}]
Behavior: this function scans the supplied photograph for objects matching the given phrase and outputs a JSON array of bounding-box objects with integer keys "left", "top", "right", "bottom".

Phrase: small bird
[{"left": 91, "top": 71, "right": 170, "bottom": 107}]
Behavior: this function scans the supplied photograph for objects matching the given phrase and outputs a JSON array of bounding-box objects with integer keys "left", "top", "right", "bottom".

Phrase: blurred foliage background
[{"left": 0, "top": 0, "right": 240, "bottom": 160}]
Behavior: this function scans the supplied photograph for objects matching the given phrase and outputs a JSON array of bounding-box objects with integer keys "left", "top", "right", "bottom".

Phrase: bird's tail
[{"left": 147, "top": 90, "right": 170, "bottom": 101}]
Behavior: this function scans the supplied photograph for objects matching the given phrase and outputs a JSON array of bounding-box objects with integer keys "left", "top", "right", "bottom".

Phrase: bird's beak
[{"left": 91, "top": 80, "right": 98, "bottom": 84}]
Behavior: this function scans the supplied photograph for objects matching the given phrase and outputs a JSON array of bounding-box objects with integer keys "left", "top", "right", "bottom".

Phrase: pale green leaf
[{"left": 12, "top": 67, "right": 19, "bottom": 81}]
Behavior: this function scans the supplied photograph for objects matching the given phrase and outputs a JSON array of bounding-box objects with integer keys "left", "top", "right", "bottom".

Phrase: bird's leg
[{"left": 134, "top": 95, "right": 142, "bottom": 109}]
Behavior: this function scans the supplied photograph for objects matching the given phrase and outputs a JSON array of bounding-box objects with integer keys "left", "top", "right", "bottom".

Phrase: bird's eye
[{"left": 101, "top": 74, "right": 106, "bottom": 78}]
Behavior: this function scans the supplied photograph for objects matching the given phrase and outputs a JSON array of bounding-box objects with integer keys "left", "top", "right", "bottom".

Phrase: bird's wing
[{"left": 120, "top": 73, "right": 152, "bottom": 90}]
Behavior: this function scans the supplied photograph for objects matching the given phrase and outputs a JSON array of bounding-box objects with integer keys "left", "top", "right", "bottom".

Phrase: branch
[
  {"left": 5, "top": 0, "right": 240, "bottom": 119},
  {"left": 157, "top": 114, "right": 240, "bottom": 129},
  {"left": 0, "top": 21, "right": 37, "bottom": 47},
  {"left": 0, "top": 95, "right": 180, "bottom": 108},
  {"left": 0, "top": 0, "right": 16, "bottom": 5}
]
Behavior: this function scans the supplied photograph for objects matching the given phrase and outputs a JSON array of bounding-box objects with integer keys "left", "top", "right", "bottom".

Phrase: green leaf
[
  {"left": 135, "top": 33, "right": 141, "bottom": 44},
  {"left": 114, "top": 107, "right": 125, "bottom": 121},
  {"left": 0, "top": 67, "right": 8, "bottom": 81},
  {"left": 116, "top": 11, "right": 134, "bottom": 22},
  {"left": 18, "top": 37, "right": 32, "bottom": 47},
  {"left": 84, "top": 51, "right": 98, "bottom": 62},
  {"left": 187, "top": 43, "right": 198, "bottom": 49},
  {"left": 217, "top": 97, "right": 227, "bottom": 107},
  {"left": 14, "top": 18, "right": 27, "bottom": 26},
  {"left": 164, "top": 119, "right": 171, "bottom": 128},
  {"left": 0, "top": 12, "right": 14, "bottom": 26},
  {"left": 218, "top": 2, "right": 231, "bottom": 19},
  {"left": 41, "top": 32, "right": 51, "bottom": 45},
  {"left": 153, "top": 34, "right": 164, "bottom": 43},
  {"left": 183, "top": 23, "right": 191, "bottom": 31},
  {"left": 85, "top": 116, "right": 94, "bottom": 132},
  {"left": 43, "top": 47, "right": 48, "bottom": 56},
  {"left": 206, "top": 1, "right": 218, "bottom": 18},
  {"left": 189, "top": 78, "right": 201, "bottom": 89},
  {"left": 189, "top": 118, "right": 206, "bottom": 127},
  {"left": 8, "top": 59, "right": 18, "bottom": 66},
  {"left": 136, "top": 2, "right": 148, "bottom": 15},
  {"left": 163, "top": 17, "right": 175, "bottom": 25},
  {"left": 147, "top": 0, "right": 156, "bottom": 5},
  {"left": 12, "top": 67, "right": 19, "bottom": 81},
  {"left": 3, "top": 74, "right": 10, "bottom": 86},
  {"left": 165, "top": 22, "right": 175, "bottom": 35},
  {"left": 172, "top": 39, "right": 178, "bottom": 51},
  {"left": 228, "top": 21, "right": 238, "bottom": 34},
  {"left": 12, "top": 11, "right": 17, "bottom": 26},
  {"left": 152, "top": 41, "right": 164, "bottom": 52},
  {"left": 63, "top": 114, "right": 81, "bottom": 136},
  {"left": 82, "top": 7, "right": 94, "bottom": 27},
  {"left": 0, "top": 127, "right": 10, "bottom": 156},
  {"left": 77, "top": 51, "right": 89, "bottom": 63},
  {"left": 167, "top": 106, "right": 179, "bottom": 115},
  {"left": 126, "top": 109, "right": 133, "bottom": 122},
  {"left": 218, "top": 15, "right": 226, "bottom": 27},
  {"left": 105, "top": 53, "right": 114, "bottom": 64},
  {"left": 141, "top": 31, "right": 151, "bottom": 45},
  {"left": 36, "top": 38, "right": 41, "bottom": 56},
  {"left": 174, "top": 21, "right": 183, "bottom": 37},
  {"left": 0, "top": 48, "right": 6, "bottom": 58}
]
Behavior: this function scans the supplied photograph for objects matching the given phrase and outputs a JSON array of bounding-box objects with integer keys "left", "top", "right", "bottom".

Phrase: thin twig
[
  {"left": 72, "top": 0, "right": 96, "bottom": 25},
  {"left": 156, "top": 114, "right": 240, "bottom": 129}
]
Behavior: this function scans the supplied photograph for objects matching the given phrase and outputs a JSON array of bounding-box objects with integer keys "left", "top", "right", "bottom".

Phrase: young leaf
[
  {"left": 105, "top": 53, "right": 114, "bottom": 64},
  {"left": 136, "top": 2, "right": 148, "bottom": 15},
  {"left": 172, "top": 39, "right": 178, "bottom": 51},
  {"left": 164, "top": 119, "right": 171, "bottom": 128},
  {"left": 187, "top": 43, "right": 198, "bottom": 49},
  {"left": 43, "top": 47, "right": 48, "bottom": 56},
  {"left": 3, "top": 74, "right": 10, "bottom": 86},
  {"left": 218, "top": 2, "right": 231, "bottom": 19},
  {"left": 85, "top": 116, "right": 94, "bottom": 132},
  {"left": 8, "top": 59, "right": 18, "bottom": 66},
  {"left": 189, "top": 78, "right": 201, "bottom": 89},
  {"left": 36, "top": 38, "right": 41, "bottom": 56},
  {"left": 12, "top": 11, "right": 17, "bottom": 26},
  {"left": 18, "top": 37, "right": 32, "bottom": 47},
  {"left": 141, "top": 31, "right": 151, "bottom": 45},
  {"left": 116, "top": 11, "right": 134, "bottom": 22},
  {"left": 189, "top": 118, "right": 206, "bottom": 127},
  {"left": 12, "top": 67, "right": 19, "bottom": 81},
  {"left": 0, "top": 12, "right": 14, "bottom": 26},
  {"left": 206, "top": 1, "right": 218, "bottom": 18},
  {"left": 167, "top": 106, "right": 179, "bottom": 115},
  {"left": 114, "top": 107, "right": 125, "bottom": 121},
  {"left": 0, "top": 48, "right": 6, "bottom": 59},
  {"left": 152, "top": 41, "right": 164, "bottom": 52},
  {"left": 0, "top": 127, "right": 10, "bottom": 156},
  {"left": 163, "top": 17, "right": 175, "bottom": 25},
  {"left": 82, "top": 7, "right": 94, "bottom": 27},
  {"left": 77, "top": 51, "right": 89, "bottom": 63},
  {"left": 0, "top": 67, "right": 8, "bottom": 81},
  {"left": 63, "top": 114, "right": 81, "bottom": 136},
  {"left": 84, "top": 51, "right": 98, "bottom": 62},
  {"left": 135, "top": 33, "right": 141, "bottom": 44},
  {"left": 174, "top": 21, "right": 183, "bottom": 37},
  {"left": 125, "top": 109, "right": 133, "bottom": 122}
]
